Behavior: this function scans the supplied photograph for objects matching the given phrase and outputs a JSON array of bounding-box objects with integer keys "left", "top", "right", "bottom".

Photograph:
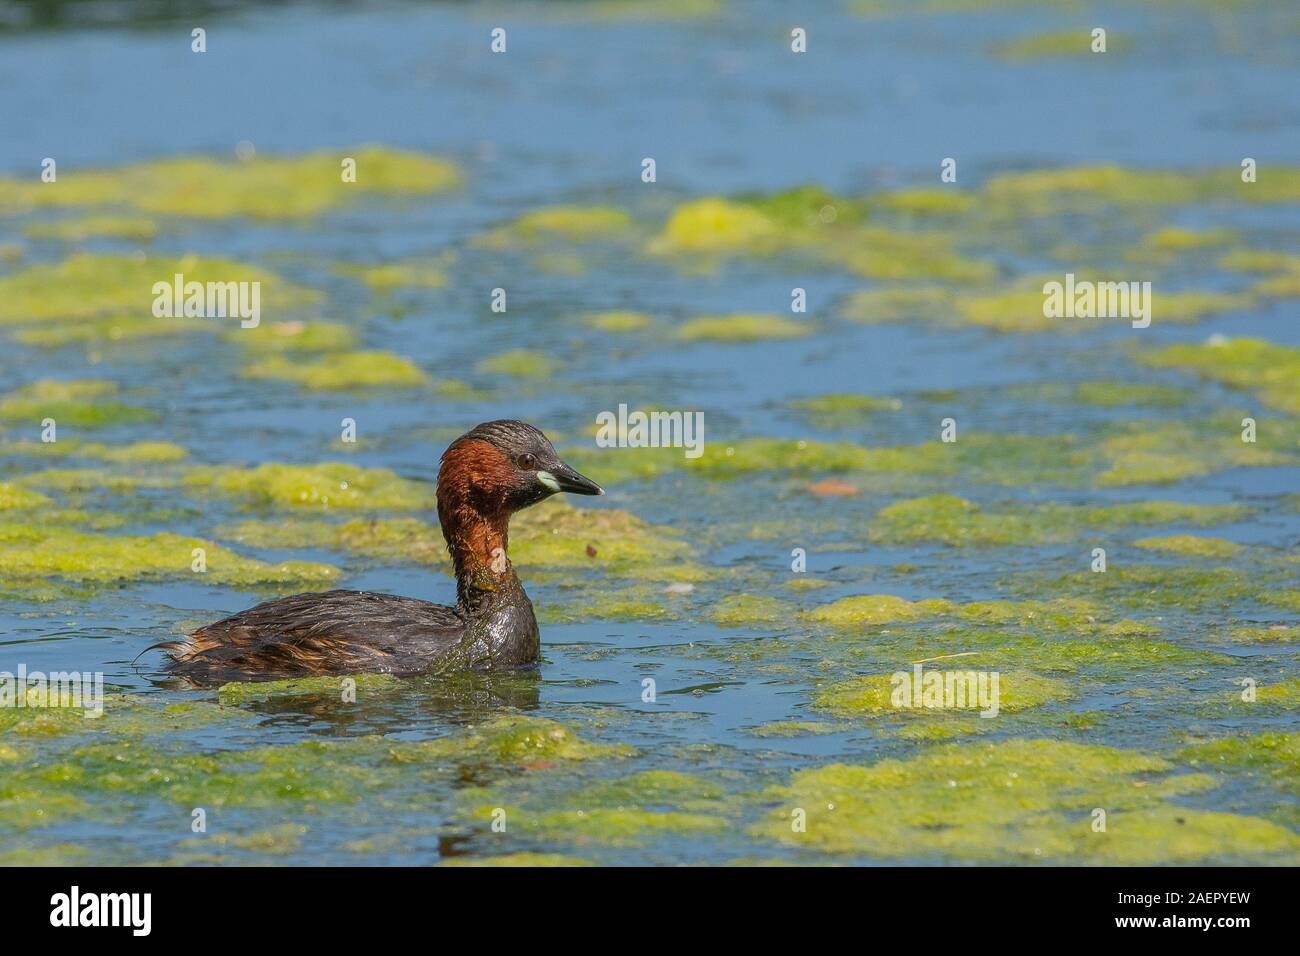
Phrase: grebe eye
[{"left": 518, "top": 453, "right": 537, "bottom": 470}]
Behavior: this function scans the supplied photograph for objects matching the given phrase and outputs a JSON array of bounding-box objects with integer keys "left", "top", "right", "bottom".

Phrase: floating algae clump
[
  {"left": 690, "top": 437, "right": 884, "bottom": 474},
  {"left": 0, "top": 482, "right": 51, "bottom": 510},
  {"left": 391, "top": 715, "right": 635, "bottom": 766},
  {"left": 1087, "top": 808, "right": 1300, "bottom": 865},
  {"left": 979, "top": 164, "right": 1300, "bottom": 214},
  {"left": 346, "top": 258, "right": 450, "bottom": 290},
  {"left": 805, "top": 593, "right": 1156, "bottom": 642},
  {"left": 16, "top": 717, "right": 623, "bottom": 827},
  {"left": 1025, "top": 564, "right": 1270, "bottom": 613},
  {"left": 1140, "top": 338, "right": 1300, "bottom": 415},
  {"left": 948, "top": 598, "right": 1110, "bottom": 628},
  {"left": 0, "top": 694, "right": 252, "bottom": 739},
  {"left": 0, "top": 379, "right": 153, "bottom": 428},
  {"left": 832, "top": 227, "right": 995, "bottom": 282},
  {"left": 0, "top": 253, "right": 318, "bottom": 324},
  {"left": 25, "top": 215, "right": 159, "bottom": 241},
  {"left": 13, "top": 315, "right": 201, "bottom": 348},
  {"left": 0, "top": 438, "right": 188, "bottom": 464},
  {"left": 864, "top": 494, "right": 1009, "bottom": 547},
  {"left": 1219, "top": 249, "right": 1300, "bottom": 275},
  {"left": 863, "top": 625, "right": 1224, "bottom": 676},
  {"left": 1133, "top": 534, "right": 1241, "bottom": 560},
  {"left": 242, "top": 351, "right": 429, "bottom": 390},
  {"left": 1178, "top": 733, "right": 1299, "bottom": 795},
  {"left": 869, "top": 189, "right": 975, "bottom": 217},
  {"left": 812, "top": 670, "right": 1072, "bottom": 719},
  {"left": 0, "top": 844, "right": 93, "bottom": 866},
  {"left": 676, "top": 314, "right": 809, "bottom": 342},
  {"left": 992, "top": 30, "right": 1130, "bottom": 60},
  {"left": 789, "top": 394, "right": 902, "bottom": 420},
  {"left": 806, "top": 594, "right": 948, "bottom": 627},
  {"left": 688, "top": 437, "right": 932, "bottom": 480},
  {"left": 744, "top": 184, "right": 867, "bottom": 230},
  {"left": 1131, "top": 227, "right": 1236, "bottom": 259},
  {"left": 477, "top": 349, "right": 560, "bottom": 379},
  {"left": 511, "top": 205, "right": 632, "bottom": 238},
  {"left": 511, "top": 500, "right": 691, "bottom": 570},
  {"left": 868, "top": 495, "right": 1249, "bottom": 547},
  {"left": 982, "top": 166, "right": 1216, "bottom": 212},
  {"left": 957, "top": 280, "right": 1247, "bottom": 333},
  {"left": 754, "top": 738, "right": 1296, "bottom": 863},
  {"left": 1070, "top": 382, "right": 1193, "bottom": 407},
  {"left": 461, "top": 769, "right": 727, "bottom": 849},
  {"left": 478, "top": 205, "right": 633, "bottom": 246},
  {"left": 929, "top": 432, "right": 1094, "bottom": 485},
  {"left": 579, "top": 769, "right": 726, "bottom": 807},
  {"left": 787, "top": 576, "right": 833, "bottom": 591},
  {"left": 539, "top": 584, "right": 674, "bottom": 623},
  {"left": 0, "top": 525, "right": 338, "bottom": 585},
  {"left": 652, "top": 188, "right": 919, "bottom": 267},
  {"left": 221, "top": 516, "right": 447, "bottom": 565},
  {"left": 227, "top": 320, "right": 357, "bottom": 353},
  {"left": 709, "top": 594, "right": 793, "bottom": 627},
  {"left": 186, "top": 462, "right": 435, "bottom": 510},
  {"left": 1244, "top": 254, "right": 1300, "bottom": 298},
  {"left": 0, "top": 784, "right": 91, "bottom": 831},
  {"left": 1228, "top": 625, "right": 1299, "bottom": 644},
  {"left": 1254, "top": 678, "right": 1300, "bottom": 708},
  {"left": 650, "top": 198, "right": 782, "bottom": 254},
  {"left": 953, "top": 283, "right": 1059, "bottom": 332},
  {"left": 1097, "top": 417, "right": 1298, "bottom": 486},
  {"left": 217, "top": 674, "right": 402, "bottom": 706},
  {"left": 0, "top": 146, "right": 459, "bottom": 220},
  {"left": 745, "top": 721, "right": 848, "bottom": 738},
  {"left": 0, "top": 505, "right": 132, "bottom": 532},
  {"left": 38, "top": 739, "right": 366, "bottom": 809},
  {"left": 585, "top": 310, "right": 652, "bottom": 332},
  {"left": 178, "top": 823, "right": 309, "bottom": 855}
]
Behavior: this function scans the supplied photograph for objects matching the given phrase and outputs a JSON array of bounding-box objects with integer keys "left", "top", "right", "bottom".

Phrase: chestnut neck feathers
[{"left": 436, "top": 437, "right": 521, "bottom": 609}]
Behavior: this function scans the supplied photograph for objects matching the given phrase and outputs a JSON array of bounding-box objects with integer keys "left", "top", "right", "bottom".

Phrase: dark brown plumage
[{"left": 158, "top": 420, "right": 603, "bottom": 686}]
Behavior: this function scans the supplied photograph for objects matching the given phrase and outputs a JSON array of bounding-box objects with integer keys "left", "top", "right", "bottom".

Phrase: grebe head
[{"left": 438, "top": 420, "right": 603, "bottom": 520}]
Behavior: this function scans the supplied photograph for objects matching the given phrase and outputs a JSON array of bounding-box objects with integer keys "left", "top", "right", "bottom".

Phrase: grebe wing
[{"left": 159, "top": 589, "right": 464, "bottom": 684}]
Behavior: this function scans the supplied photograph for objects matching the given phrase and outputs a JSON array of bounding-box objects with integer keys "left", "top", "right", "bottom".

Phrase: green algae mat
[{"left": 0, "top": 0, "right": 1297, "bottom": 867}]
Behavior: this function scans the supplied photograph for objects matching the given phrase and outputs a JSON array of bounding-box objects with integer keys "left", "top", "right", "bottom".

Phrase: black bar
[{"left": 1, "top": 866, "right": 1288, "bottom": 940}]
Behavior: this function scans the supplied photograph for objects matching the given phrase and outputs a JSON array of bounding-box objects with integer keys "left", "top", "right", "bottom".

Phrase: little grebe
[{"left": 160, "top": 420, "right": 602, "bottom": 684}]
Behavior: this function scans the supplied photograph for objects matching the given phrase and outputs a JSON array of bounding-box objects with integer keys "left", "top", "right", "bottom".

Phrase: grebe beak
[{"left": 538, "top": 463, "right": 604, "bottom": 496}]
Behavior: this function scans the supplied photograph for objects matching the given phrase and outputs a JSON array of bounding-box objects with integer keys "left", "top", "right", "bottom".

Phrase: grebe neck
[{"left": 437, "top": 498, "right": 523, "bottom": 611}]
